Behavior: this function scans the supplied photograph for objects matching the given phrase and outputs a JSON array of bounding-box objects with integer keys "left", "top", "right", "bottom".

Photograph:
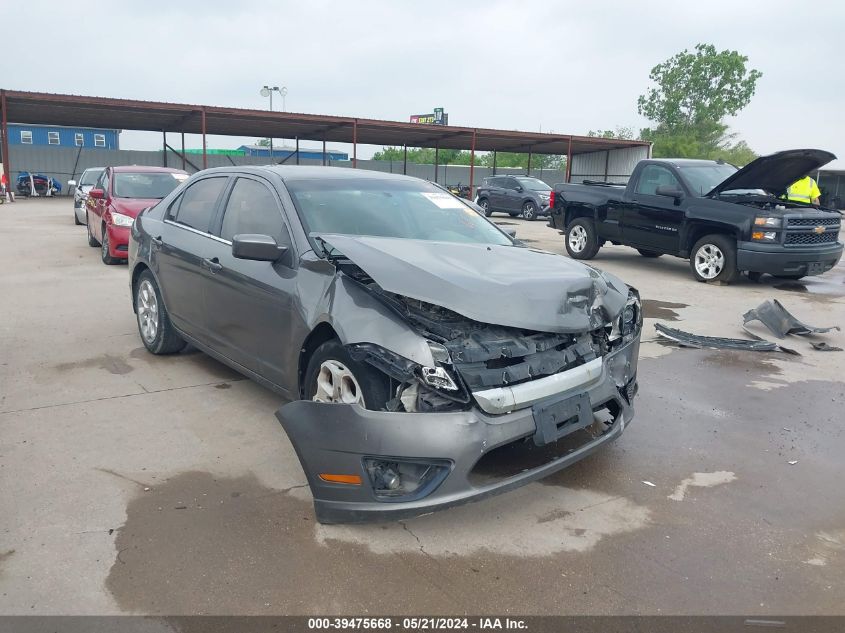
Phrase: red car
[{"left": 86, "top": 166, "right": 189, "bottom": 264}]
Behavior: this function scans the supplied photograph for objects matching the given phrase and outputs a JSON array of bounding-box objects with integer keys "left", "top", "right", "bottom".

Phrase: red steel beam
[
  {"left": 1, "top": 90, "right": 10, "bottom": 192},
  {"left": 469, "top": 129, "right": 476, "bottom": 196},
  {"left": 352, "top": 119, "right": 358, "bottom": 168}
]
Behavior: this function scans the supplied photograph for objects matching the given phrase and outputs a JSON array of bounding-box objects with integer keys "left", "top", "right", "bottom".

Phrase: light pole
[{"left": 260, "top": 85, "right": 282, "bottom": 158}]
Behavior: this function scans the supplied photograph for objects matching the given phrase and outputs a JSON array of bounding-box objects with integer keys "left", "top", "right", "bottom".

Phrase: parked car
[
  {"left": 548, "top": 149, "right": 843, "bottom": 283},
  {"left": 16, "top": 172, "right": 62, "bottom": 197},
  {"left": 68, "top": 167, "right": 104, "bottom": 225},
  {"left": 129, "top": 166, "right": 641, "bottom": 523},
  {"left": 475, "top": 175, "right": 552, "bottom": 220},
  {"left": 86, "top": 166, "right": 188, "bottom": 265}
]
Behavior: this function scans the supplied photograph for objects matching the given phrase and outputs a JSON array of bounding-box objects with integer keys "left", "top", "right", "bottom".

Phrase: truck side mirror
[{"left": 655, "top": 185, "right": 683, "bottom": 200}]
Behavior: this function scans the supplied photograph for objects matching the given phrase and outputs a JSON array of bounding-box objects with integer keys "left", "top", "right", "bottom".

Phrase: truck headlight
[
  {"left": 111, "top": 212, "right": 134, "bottom": 227},
  {"left": 751, "top": 231, "right": 778, "bottom": 242},
  {"left": 754, "top": 217, "right": 782, "bottom": 227}
]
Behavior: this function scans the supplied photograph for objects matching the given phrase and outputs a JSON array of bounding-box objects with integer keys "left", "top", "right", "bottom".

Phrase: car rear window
[{"left": 113, "top": 172, "right": 188, "bottom": 199}]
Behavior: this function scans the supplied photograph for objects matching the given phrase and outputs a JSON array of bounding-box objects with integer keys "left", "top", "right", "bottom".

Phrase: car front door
[
  {"left": 623, "top": 164, "right": 685, "bottom": 252},
  {"left": 202, "top": 175, "right": 296, "bottom": 388},
  {"left": 152, "top": 176, "right": 230, "bottom": 343}
]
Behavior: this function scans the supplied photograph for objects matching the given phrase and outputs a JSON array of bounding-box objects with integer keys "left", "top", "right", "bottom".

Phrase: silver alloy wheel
[
  {"left": 479, "top": 199, "right": 488, "bottom": 211},
  {"left": 313, "top": 360, "right": 365, "bottom": 406},
  {"left": 568, "top": 225, "right": 588, "bottom": 253},
  {"left": 694, "top": 243, "right": 725, "bottom": 280},
  {"left": 522, "top": 202, "right": 536, "bottom": 219},
  {"left": 136, "top": 279, "right": 159, "bottom": 344}
]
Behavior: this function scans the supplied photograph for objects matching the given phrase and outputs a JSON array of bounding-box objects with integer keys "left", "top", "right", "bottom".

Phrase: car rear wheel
[
  {"left": 101, "top": 225, "right": 120, "bottom": 265},
  {"left": 134, "top": 271, "right": 187, "bottom": 355},
  {"left": 565, "top": 218, "right": 600, "bottom": 259},
  {"left": 522, "top": 201, "right": 538, "bottom": 221},
  {"left": 637, "top": 249, "right": 661, "bottom": 258},
  {"left": 87, "top": 218, "right": 100, "bottom": 247},
  {"left": 304, "top": 340, "right": 390, "bottom": 411},
  {"left": 690, "top": 234, "right": 738, "bottom": 283},
  {"left": 477, "top": 198, "right": 493, "bottom": 217}
]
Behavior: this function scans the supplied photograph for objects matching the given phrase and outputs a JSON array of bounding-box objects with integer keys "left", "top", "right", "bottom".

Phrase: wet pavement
[{"left": 1, "top": 200, "right": 844, "bottom": 615}]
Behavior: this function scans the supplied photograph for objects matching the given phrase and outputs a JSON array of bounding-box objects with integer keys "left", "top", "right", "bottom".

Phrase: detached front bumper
[
  {"left": 737, "top": 241, "right": 843, "bottom": 276},
  {"left": 276, "top": 337, "right": 639, "bottom": 524}
]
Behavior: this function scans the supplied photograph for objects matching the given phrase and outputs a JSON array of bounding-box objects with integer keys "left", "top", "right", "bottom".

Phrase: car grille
[
  {"left": 784, "top": 231, "right": 839, "bottom": 245},
  {"left": 786, "top": 217, "right": 840, "bottom": 227}
]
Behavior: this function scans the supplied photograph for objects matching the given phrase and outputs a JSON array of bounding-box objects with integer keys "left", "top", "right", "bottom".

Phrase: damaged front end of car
[{"left": 276, "top": 238, "right": 642, "bottom": 524}]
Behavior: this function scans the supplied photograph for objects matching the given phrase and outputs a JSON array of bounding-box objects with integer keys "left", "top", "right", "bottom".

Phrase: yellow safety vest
[{"left": 784, "top": 176, "right": 821, "bottom": 204}]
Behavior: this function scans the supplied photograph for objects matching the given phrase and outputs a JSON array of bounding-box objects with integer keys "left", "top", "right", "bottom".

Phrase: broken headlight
[{"left": 612, "top": 288, "right": 642, "bottom": 343}]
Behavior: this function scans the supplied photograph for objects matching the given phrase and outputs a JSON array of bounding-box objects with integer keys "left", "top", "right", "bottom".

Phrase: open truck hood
[
  {"left": 317, "top": 233, "right": 628, "bottom": 333},
  {"left": 707, "top": 149, "right": 835, "bottom": 197}
]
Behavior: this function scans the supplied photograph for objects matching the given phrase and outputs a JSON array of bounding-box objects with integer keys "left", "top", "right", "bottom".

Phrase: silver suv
[{"left": 69, "top": 167, "right": 104, "bottom": 225}]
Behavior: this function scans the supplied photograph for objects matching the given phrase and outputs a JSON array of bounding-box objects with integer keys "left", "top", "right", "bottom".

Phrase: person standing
[{"left": 783, "top": 175, "right": 822, "bottom": 206}]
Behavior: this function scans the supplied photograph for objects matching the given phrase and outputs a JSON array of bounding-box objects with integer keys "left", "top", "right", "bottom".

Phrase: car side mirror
[
  {"left": 68, "top": 180, "right": 77, "bottom": 187},
  {"left": 655, "top": 185, "right": 683, "bottom": 199},
  {"left": 88, "top": 188, "right": 104, "bottom": 199},
  {"left": 515, "top": 186, "right": 523, "bottom": 193},
  {"left": 232, "top": 234, "right": 288, "bottom": 262}
]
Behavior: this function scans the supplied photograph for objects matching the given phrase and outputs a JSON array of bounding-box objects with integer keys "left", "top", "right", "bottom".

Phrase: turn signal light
[
  {"left": 549, "top": 191, "right": 555, "bottom": 207},
  {"left": 318, "top": 473, "right": 362, "bottom": 485}
]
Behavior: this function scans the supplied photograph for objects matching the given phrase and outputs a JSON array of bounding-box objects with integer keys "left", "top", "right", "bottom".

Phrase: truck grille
[
  {"left": 784, "top": 231, "right": 839, "bottom": 245},
  {"left": 786, "top": 217, "right": 840, "bottom": 227}
]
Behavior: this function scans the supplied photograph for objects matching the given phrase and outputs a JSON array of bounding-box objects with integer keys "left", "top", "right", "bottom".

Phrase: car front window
[
  {"left": 113, "top": 172, "right": 188, "bottom": 199},
  {"left": 677, "top": 164, "right": 738, "bottom": 196},
  {"left": 286, "top": 178, "right": 512, "bottom": 247}
]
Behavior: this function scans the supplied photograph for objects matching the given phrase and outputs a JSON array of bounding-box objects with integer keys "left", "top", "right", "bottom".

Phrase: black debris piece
[
  {"left": 654, "top": 323, "right": 778, "bottom": 352},
  {"left": 742, "top": 299, "right": 840, "bottom": 339},
  {"left": 811, "top": 341, "right": 843, "bottom": 352}
]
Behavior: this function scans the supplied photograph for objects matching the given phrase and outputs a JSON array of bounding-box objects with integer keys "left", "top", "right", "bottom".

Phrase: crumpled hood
[
  {"left": 111, "top": 198, "right": 159, "bottom": 218},
  {"left": 707, "top": 149, "right": 835, "bottom": 196},
  {"left": 317, "top": 233, "right": 628, "bottom": 333}
]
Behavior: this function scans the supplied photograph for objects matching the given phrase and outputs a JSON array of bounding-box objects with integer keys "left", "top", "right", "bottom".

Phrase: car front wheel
[
  {"left": 690, "top": 234, "right": 738, "bottom": 283},
  {"left": 134, "top": 271, "right": 187, "bottom": 354},
  {"left": 101, "top": 226, "right": 121, "bottom": 265},
  {"left": 522, "top": 201, "right": 538, "bottom": 221},
  {"left": 304, "top": 340, "right": 390, "bottom": 411}
]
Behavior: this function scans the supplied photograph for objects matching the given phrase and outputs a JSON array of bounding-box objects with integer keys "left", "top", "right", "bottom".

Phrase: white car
[{"left": 69, "top": 167, "right": 105, "bottom": 225}]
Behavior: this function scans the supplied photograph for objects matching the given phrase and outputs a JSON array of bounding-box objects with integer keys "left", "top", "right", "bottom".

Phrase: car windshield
[
  {"left": 286, "top": 178, "right": 512, "bottom": 247},
  {"left": 515, "top": 177, "right": 552, "bottom": 191},
  {"left": 677, "top": 164, "right": 738, "bottom": 195},
  {"left": 80, "top": 170, "right": 103, "bottom": 186},
  {"left": 113, "top": 172, "right": 188, "bottom": 199}
]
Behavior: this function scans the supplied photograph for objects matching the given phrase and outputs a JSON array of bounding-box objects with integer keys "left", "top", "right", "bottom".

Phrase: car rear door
[
  {"left": 623, "top": 164, "right": 685, "bottom": 252},
  {"left": 202, "top": 175, "right": 296, "bottom": 388},
  {"left": 501, "top": 177, "right": 522, "bottom": 213},
  {"left": 153, "top": 175, "right": 231, "bottom": 343}
]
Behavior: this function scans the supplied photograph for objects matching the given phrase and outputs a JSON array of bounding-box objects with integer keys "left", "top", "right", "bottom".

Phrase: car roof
[
  {"left": 110, "top": 165, "right": 188, "bottom": 174},
  {"left": 195, "top": 165, "right": 425, "bottom": 183}
]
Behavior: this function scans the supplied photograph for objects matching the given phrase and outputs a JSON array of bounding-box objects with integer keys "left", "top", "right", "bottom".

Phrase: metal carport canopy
[{"left": 0, "top": 89, "right": 650, "bottom": 185}]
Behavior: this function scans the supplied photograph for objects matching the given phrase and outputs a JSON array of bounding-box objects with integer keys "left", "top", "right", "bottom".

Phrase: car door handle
[
  {"left": 151, "top": 236, "right": 163, "bottom": 247},
  {"left": 202, "top": 257, "right": 223, "bottom": 273}
]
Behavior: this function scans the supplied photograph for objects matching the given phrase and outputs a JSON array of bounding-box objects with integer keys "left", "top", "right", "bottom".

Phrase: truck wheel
[
  {"left": 477, "top": 198, "right": 493, "bottom": 217},
  {"left": 565, "top": 218, "right": 600, "bottom": 259},
  {"left": 690, "top": 235, "right": 738, "bottom": 283},
  {"left": 637, "top": 249, "right": 662, "bottom": 258}
]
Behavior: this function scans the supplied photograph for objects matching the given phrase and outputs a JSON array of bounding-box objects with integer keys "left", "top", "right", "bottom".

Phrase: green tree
[
  {"left": 637, "top": 44, "right": 762, "bottom": 163},
  {"left": 587, "top": 126, "right": 636, "bottom": 140},
  {"left": 255, "top": 138, "right": 271, "bottom": 147}
]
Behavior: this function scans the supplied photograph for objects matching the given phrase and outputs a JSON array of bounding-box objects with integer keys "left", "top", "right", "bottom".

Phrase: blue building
[
  {"left": 8, "top": 124, "right": 120, "bottom": 149},
  {"left": 238, "top": 144, "right": 348, "bottom": 161}
]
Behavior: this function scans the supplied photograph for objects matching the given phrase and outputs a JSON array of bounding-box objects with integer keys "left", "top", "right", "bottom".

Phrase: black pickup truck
[{"left": 548, "top": 149, "right": 843, "bottom": 283}]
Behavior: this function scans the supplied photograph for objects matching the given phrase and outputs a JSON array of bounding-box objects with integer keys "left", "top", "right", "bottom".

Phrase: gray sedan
[{"left": 129, "top": 166, "right": 642, "bottom": 523}]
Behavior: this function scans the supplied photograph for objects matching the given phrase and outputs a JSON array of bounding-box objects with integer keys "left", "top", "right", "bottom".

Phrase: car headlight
[
  {"left": 754, "top": 216, "right": 782, "bottom": 227},
  {"left": 609, "top": 288, "right": 642, "bottom": 344},
  {"left": 751, "top": 231, "right": 778, "bottom": 242},
  {"left": 111, "top": 212, "right": 134, "bottom": 227}
]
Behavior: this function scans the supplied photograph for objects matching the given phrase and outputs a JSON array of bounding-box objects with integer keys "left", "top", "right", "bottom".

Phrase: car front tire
[
  {"left": 690, "top": 234, "right": 738, "bottom": 283},
  {"left": 304, "top": 340, "right": 390, "bottom": 411},
  {"left": 134, "top": 270, "right": 187, "bottom": 355},
  {"left": 101, "top": 225, "right": 121, "bottom": 265}
]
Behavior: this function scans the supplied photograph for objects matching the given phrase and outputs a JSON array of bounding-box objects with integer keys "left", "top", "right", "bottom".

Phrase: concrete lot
[{"left": 1, "top": 198, "right": 844, "bottom": 615}]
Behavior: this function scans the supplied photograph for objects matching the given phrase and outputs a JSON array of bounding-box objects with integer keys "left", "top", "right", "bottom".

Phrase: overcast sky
[{"left": 6, "top": 0, "right": 845, "bottom": 160}]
